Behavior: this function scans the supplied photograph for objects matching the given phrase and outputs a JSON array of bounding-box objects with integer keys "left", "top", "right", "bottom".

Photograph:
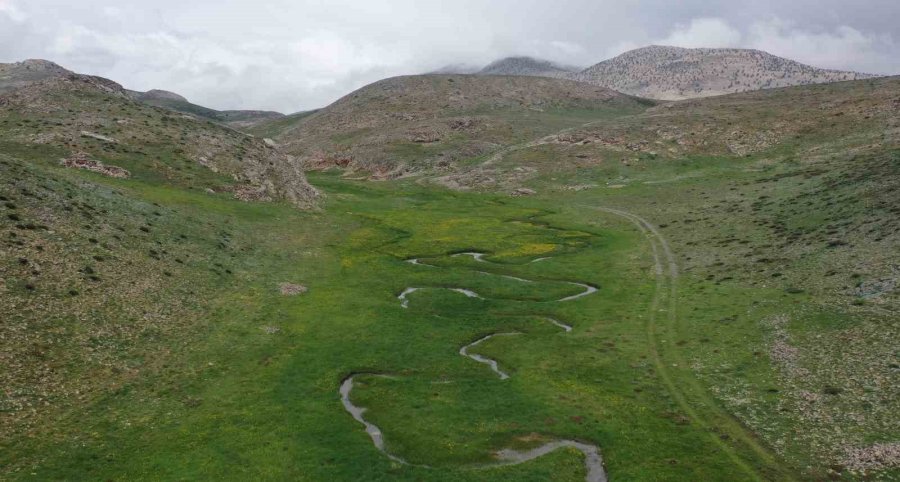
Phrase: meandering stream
[{"left": 340, "top": 251, "right": 607, "bottom": 481}]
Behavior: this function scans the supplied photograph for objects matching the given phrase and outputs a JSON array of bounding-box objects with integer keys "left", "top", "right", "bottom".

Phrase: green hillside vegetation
[
  {"left": 134, "top": 96, "right": 285, "bottom": 129},
  {"left": 0, "top": 67, "right": 897, "bottom": 481}
]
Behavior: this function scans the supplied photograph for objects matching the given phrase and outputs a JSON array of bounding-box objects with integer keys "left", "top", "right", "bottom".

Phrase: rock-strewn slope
[
  {"left": 570, "top": 45, "right": 877, "bottom": 100},
  {"left": 0, "top": 59, "right": 318, "bottom": 208},
  {"left": 265, "top": 74, "right": 652, "bottom": 178},
  {"left": 439, "top": 46, "right": 879, "bottom": 100},
  {"left": 126, "top": 88, "right": 285, "bottom": 128}
]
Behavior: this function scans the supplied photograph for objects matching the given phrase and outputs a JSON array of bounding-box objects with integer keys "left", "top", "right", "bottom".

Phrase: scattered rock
[
  {"left": 279, "top": 282, "right": 307, "bottom": 296},
  {"left": 234, "top": 184, "right": 271, "bottom": 202},
  {"left": 511, "top": 187, "right": 536, "bottom": 196},
  {"left": 79, "top": 131, "right": 117, "bottom": 143},
  {"left": 843, "top": 443, "right": 900, "bottom": 473},
  {"left": 60, "top": 152, "right": 130, "bottom": 178}
]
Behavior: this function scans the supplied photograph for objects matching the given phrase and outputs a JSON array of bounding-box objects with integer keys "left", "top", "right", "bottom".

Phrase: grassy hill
[
  {"left": 256, "top": 74, "right": 654, "bottom": 179},
  {"left": 1, "top": 64, "right": 897, "bottom": 481},
  {"left": 128, "top": 91, "right": 285, "bottom": 129}
]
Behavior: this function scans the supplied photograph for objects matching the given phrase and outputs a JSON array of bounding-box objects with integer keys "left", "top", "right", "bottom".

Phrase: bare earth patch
[
  {"left": 843, "top": 443, "right": 900, "bottom": 474},
  {"left": 279, "top": 282, "right": 307, "bottom": 295},
  {"left": 60, "top": 152, "right": 130, "bottom": 178}
]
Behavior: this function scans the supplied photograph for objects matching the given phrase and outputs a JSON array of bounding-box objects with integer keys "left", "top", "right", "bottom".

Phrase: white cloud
[
  {"left": 2, "top": 2, "right": 899, "bottom": 111},
  {"left": 654, "top": 16, "right": 899, "bottom": 75},
  {"left": 659, "top": 18, "right": 742, "bottom": 48},
  {"left": 746, "top": 19, "right": 897, "bottom": 73},
  {"left": 549, "top": 40, "right": 585, "bottom": 56},
  {"left": 0, "top": 0, "right": 27, "bottom": 23}
]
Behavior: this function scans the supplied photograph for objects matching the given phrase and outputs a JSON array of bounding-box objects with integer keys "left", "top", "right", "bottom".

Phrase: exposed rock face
[{"left": 570, "top": 45, "right": 878, "bottom": 100}]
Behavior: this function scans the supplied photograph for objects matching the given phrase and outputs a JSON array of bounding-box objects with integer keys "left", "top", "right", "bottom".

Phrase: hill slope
[
  {"left": 262, "top": 74, "right": 654, "bottom": 179},
  {"left": 444, "top": 76, "right": 900, "bottom": 475},
  {"left": 2, "top": 63, "right": 898, "bottom": 481},
  {"left": 0, "top": 60, "right": 318, "bottom": 208},
  {"left": 571, "top": 45, "right": 878, "bottom": 100},
  {"left": 1, "top": 59, "right": 284, "bottom": 128},
  {"left": 126, "top": 89, "right": 285, "bottom": 128},
  {"left": 477, "top": 56, "right": 578, "bottom": 77}
]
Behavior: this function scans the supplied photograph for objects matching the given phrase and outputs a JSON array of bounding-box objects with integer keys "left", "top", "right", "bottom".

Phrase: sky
[{"left": 2, "top": 0, "right": 899, "bottom": 112}]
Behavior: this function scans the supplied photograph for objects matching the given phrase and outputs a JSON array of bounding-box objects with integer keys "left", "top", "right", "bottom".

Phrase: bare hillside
[
  {"left": 571, "top": 45, "right": 878, "bottom": 100},
  {"left": 266, "top": 74, "right": 653, "bottom": 179}
]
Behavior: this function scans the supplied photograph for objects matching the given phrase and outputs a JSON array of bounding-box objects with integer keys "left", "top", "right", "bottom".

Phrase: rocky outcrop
[{"left": 570, "top": 45, "right": 878, "bottom": 100}]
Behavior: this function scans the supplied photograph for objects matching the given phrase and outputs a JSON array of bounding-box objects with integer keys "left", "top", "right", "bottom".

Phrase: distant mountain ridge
[
  {"left": 0, "top": 59, "right": 284, "bottom": 127},
  {"left": 477, "top": 56, "right": 579, "bottom": 77},
  {"left": 432, "top": 46, "right": 878, "bottom": 100},
  {"left": 570, "top": 45, "right": 878, "bottom": 100}
]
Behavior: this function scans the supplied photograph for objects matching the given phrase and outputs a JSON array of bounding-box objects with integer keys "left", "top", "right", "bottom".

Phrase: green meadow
[{"left": 4, "top": 156, "right": 825, "bottom": 480}]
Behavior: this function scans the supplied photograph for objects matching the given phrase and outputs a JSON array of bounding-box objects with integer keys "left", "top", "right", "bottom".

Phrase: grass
[
  {"left": 3, "top": 165, "right": 810, "bottom": 481},
  {"left": 2, "top": 76, "right": 897, "bottom": 481}
]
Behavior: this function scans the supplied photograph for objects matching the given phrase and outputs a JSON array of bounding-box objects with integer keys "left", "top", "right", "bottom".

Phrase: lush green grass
[
  {"left": 3, "top": 76, "right": 897, "bottom": 481},
  {"left": 3, "top": 167, "right": 811, "bottom": 480}
]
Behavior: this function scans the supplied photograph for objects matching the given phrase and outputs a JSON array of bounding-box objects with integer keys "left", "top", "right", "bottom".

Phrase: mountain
[
  {"left": 0, "top": 59, "right": 284, "bottom": 128},
  {"left": 477, "top": 56, "right": 579, "bottom": 77},
  {"left": 0, "top": 59, "right": 319, "bottom": 208},
  {"left": 427, "top": 63, "right": 481, "bottom": 75},
  {"left": 258, "top": 74, "right": 653, "bottom": 179},
  {"left": 570, "top": 45, "right": 878, "bottom": 100},
  {"left": 3, "top": 55, "right": 898, "bottom": 480},
  {"left": 125, "top": 88, "right": 284, "bottom": 128}
]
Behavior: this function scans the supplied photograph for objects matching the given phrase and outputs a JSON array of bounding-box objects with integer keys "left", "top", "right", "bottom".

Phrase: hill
[
  {"left": 570, "top": 45, "right": 878, "bottom": 100},
  {"left": 126, "top": 88, "right": 285, "bottom": 128},
  {"left": 259, "top": 74, "right": 654, "bottom": 178},
  {"left": 438, "top": 76, "right": 900, "bottom": 475},
  {"left": 2, "top": 60, "right": 898, "bottom": 481},
  {"left": 0, "top": 59, "right": 318, "bottom": 207},
  {"left": 477, "top": 56, "right": 578, "bottom": 77},
  {"left": 0, "top": 59, "right": 284, "bottom": 128}
]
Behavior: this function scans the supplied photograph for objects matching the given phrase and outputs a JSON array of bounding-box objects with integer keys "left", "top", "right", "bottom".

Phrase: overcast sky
[{"left": 2, "top": 0, "right": 899, "bottom": 112}]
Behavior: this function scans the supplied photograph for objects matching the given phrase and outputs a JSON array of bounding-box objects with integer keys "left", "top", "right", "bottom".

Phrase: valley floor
[{"left": 1, "top": 157, "right": 897, "bottom": 480}]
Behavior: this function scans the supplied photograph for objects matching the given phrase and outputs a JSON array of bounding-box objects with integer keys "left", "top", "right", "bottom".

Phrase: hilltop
[
  {"left": 477, "top": 56, "right": 579, "bottom": 77},
  {"left": 258, "top": 74, "right": 653, "bottom": 179},
  {"left": 126, "top": 88, "right": 285, "bottom": 128},
  {"left": 0, "top": 59, "right": 284, "bottom": 128},
  {"left": 438, "top": 46, "right": 878, "bottom": 100},
  {"left": 570, "top": 45, "right": 877, "bottom": 99},
  {"left": 0, "top": 59, "right": 318, "bottom": 207}
]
